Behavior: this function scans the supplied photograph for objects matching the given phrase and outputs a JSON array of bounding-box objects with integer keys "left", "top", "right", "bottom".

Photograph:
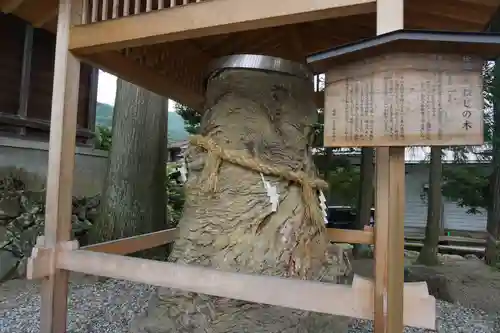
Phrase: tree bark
[
  {"left": 485, "top": 62, "right": 500, "bottom": 266},
  {"left": 89, "top": 80, "right": 167, "bottom": 246},
  {"left": 130, "top": 70, "right": 349, "bottom": 332},
  {"left": 352, "top": 147, "right": 374, "bottom": 258},
  {"left": 417, "top": 147, "right": 442, "bottom": 266}
]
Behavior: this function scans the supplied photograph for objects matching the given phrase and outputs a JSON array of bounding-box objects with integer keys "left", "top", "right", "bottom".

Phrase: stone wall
[
  {"left": 0, "top": 137, "right": 108, "bottom": 196},
  {"left": 0, "top": 138, "right": 108, "bottom": 282},
  {"left": 0, "top": 177, "right": 101, "bottom": 282}
]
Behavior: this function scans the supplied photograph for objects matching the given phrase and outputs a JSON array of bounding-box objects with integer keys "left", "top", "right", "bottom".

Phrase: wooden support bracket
[
  {"left": 82, "top": 228, "right": 179, "bottom": 255},
  {"left": 26, "top": 237, "right": 79, "bottom": 280},
  {"left": 327, "top": 228, "right": 374, "bottom": 245}
]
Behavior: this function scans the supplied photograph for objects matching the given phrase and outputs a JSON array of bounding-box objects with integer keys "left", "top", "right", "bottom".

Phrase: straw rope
[{"left": 189, "top": 135, "right": 328, "bottom": 229}]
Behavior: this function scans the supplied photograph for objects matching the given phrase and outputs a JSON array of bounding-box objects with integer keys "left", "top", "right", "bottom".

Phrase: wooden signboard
[{"left": 323, "top": 53, "right": 484, "bottom": 147}]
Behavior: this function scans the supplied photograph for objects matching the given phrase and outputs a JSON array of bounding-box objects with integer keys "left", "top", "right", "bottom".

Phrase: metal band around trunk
[{"left": 205, "top": 54, "right": 314, "bottom": 84}]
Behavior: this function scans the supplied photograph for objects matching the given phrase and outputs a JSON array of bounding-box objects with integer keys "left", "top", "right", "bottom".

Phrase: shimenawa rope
[{"left": 189, "top": 134, "right": 328, "bottom": 229}]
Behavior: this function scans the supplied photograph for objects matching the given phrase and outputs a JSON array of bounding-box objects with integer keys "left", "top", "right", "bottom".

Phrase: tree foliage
[
  {"left": 175, "top": 103, "right": 202, "bottom": 134},
  {"left": 441, "top": 166, "right": 489, "bottom": 214},
  {"left": 439, "top": 63, "right": 496, "bottom": 214},
  {"left": 94, "top": 125, "right": 112, "bottom": 151},
  {"left": 166, "top": 164, "right": 186, "bottom": 227},
  {"left": 175, "top": 99, "right": 361, "bottom": 206},
  {"left": 326, "top": 165, "right": 360, "bottom": 206}
]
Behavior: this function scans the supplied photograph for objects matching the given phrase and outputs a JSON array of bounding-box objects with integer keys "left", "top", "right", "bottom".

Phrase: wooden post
[
  {"left": 18, "top": 23, "right": 34, "bottom": 136},
  {"left": 39, "top": 0, "right": 82, "bottom": 332},
  {"left": 87, "top": 66, "right": 99, "bottom": 145},
  {"left": 373, "top": 0, "right": 405, "bottom": 332}
]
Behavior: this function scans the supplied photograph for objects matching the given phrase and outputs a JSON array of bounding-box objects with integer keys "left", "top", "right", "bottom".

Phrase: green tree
[
  {"left": 486, "top": 61, "right": 500, "bottom": 266},
  {"left": 90, "top": 80, "right": 167, "bottom": 251},
  {"left": 417, "top": 146, "right": 443, "bottom": 266},
  {"left": 175, "top": 102, "right": 201, "bottom": 134},
  {"left": 94, "top": 125, "right": 112, "bottom": 151},
  {"left": 438, "top": 62, "right": 499, "bottom": 266}
]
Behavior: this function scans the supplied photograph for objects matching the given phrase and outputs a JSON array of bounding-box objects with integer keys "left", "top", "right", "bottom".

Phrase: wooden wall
[
  {"left": 0, "top": 13, "right": 23, "bottom": 117},
  {"left": 0, "top": 13, "right": 96, "bottom": 144}
]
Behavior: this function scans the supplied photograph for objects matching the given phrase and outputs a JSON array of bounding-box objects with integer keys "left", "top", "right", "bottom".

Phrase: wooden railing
[
  {"left": 27, "top": 226, "right": 436, "bottom": 329},
  {"left": 81, "top": 227, "right": 374, "bottom": 255},
  {"left": 81, "top": 0, "right": 206, "bottom": 24},
  {"left": 0, "top": 112, "right": 94, "bottom": 144}
]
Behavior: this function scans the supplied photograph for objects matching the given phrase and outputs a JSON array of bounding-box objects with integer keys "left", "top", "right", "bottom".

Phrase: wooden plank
[
  {"left": 39, "top": 0, "right": 82, "bottom": 332},
  {"left": 374, "top": 2, "right": 406, "bottom": 332},
  {"left": 404, "top": 242, "right": 485, "bottom": 254},
  {"left": 0, "top": 0, "right": 25, "bottom": 13},
  {"left": 55, "top": 249, "right": 436, "bottom": 329},
  {"left": 80, "top": 51, "right": 204, "bottom": 111},
  {"left": 374, "top": 147, "right": 391, "bottom": 333},
  {"left": 323, "top": 53, "right": 484, "bottom": 148},
  {"left": 327, "top": 228, "right": 374, "bottom": 244},
  {"left": 352, "top": 274, "right": 430, "bottom": 297},
  {"left": 405, "top": 235, "right": 487, "bottom": 245},
  {"left": 386, "top": 147, "right": 406, "bottom": 333},
  {"left": 82, "top": 228, "right": 179, "bottom": 254},
  {"left": 68, "top": 0, "right": 376, "bottom": 54},
  {"left": 0, "top": 112, "right": 94, "bottom": 138}
]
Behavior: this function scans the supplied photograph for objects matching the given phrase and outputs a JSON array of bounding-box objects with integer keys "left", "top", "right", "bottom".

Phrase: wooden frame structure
[
  {"left": 0, "top": 13, "right": 98, "bottom": 145},
  {"left": 7, "top": 0, "right": 497, "bottom": 332}
]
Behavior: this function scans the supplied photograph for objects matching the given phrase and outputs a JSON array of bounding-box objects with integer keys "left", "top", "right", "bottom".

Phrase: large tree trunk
[
  {"left": 352, "top": 147, "right": 374, "bottom": 258},
  {"left": 130, "top": 69, "right": 349, "bottom": 332},
  {"left": 485, "top": 62, "right": 500, "bottom": 266},
  {"left": 417, "top": 147, "right": 442, "bottom": 266},
  {"left": 89, "top": 80, "right": 167, "bottom": 245}
]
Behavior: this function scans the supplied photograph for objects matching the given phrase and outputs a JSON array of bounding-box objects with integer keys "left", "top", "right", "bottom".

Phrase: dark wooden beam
[
  {"left": 484, "top": 4, "right": 500, "bottom": 32},
  {"left": 0, "top": 112, "right": 95, "bottom": 139},
  {"left": 0, "top": 0, "right": 26, "bottom": 13}
]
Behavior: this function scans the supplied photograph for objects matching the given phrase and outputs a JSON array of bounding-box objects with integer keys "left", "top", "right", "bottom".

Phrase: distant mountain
[
  {"left": 96, "top": 102, "right": 113, "bottom": 128},
  {"left": 95, "top": 102, "right": 189, "bottom": 143},
  {"left": 167, "top": 112, "right": 189, "bottom": 142}
]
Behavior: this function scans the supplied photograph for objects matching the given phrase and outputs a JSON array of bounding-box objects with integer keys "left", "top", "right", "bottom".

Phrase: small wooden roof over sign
[
  {"left": 307, "top": 29, "right": 500, "bottom": 73},
  {"left": 308, "top": 30, "right": 500, "bottom": 148}
]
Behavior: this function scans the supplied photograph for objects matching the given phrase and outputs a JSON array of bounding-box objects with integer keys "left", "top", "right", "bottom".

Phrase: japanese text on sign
[{"left": 323, "top": 54, "right": 484, "bottom": 147}]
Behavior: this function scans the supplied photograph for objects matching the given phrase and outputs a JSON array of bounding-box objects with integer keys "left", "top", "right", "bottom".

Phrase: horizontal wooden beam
[
  {"left": 0, "top": 0, "right": 25, "bottom": 13},
  {"left": 81, "top": 226, "right": 374, "bottom": 256},
  {"left": 69, "top": 0, "right": 376, "bottom": 54},
  {"left": 33, "top": 8, "right": 58, "bottom": 28},
  {"left": 405, "top": 242, "right": 485, "bottom": 254},
  {"left": 405, "top": 235, "right": 486, "bottom": 245},
  {"left": 327, "top": 228, "right": 374, "bottom": 245},
  {"left": 82, "top": 228, "right": 178, "bottom": 254},
  {"left": 80, "top": 51, "right": 205, "bottom": 110},
  {"left": 0, "top": 112, "right": 94, "bottom": 138},
  {"left": 53, "top": 249, "right": 435, "bottom": 329}
]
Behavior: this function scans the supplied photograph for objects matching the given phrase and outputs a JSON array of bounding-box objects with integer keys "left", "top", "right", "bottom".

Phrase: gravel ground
[
  {"left": 349, "top": 300, "right": 499, "bottom": 333},
  {"left": 0, "top": 278, "right": 154, "bottom": 333},
  {"left": 0, "top": 277, "right": 498, "bottom": 333}
]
